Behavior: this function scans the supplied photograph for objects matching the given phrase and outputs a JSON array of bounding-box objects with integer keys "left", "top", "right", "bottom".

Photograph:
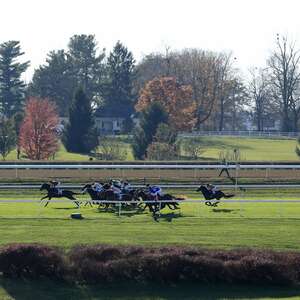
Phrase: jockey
[
  {"left": 50, "top": 180, "right": 62, "bottom": 195},
  {"left": 121, "top": 180, "right": 132, "bottom": 194},
  {"left": 206, "top": 183, "right": 219, "bottom": 196},
  {"left": 111, "top": 180, "right": 122, "bottom": 199},
  {"left": 92, "top": 182, "right": 103, "bottom": 195},
  {"left": 146, "top": 184, "right": 163, "bottom": 201}
]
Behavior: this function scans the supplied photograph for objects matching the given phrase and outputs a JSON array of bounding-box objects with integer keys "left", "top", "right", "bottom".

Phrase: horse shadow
[
  {"left": 53, "top": 207, "right": 78, "bottom": 210},
  {"left": 212, "top": 208, "right": 240, "bottom": 214},
  {"left": 153, "top": 212, "right": 183, "bottom": 222}
]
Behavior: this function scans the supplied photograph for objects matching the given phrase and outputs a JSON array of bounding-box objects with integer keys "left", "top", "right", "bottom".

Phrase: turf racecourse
[
  {"left": 1, "top": 189, "right": 300, "bottom": 299},
  {"left": 0, "top": 188, "right": 300, "bottom": 250}
]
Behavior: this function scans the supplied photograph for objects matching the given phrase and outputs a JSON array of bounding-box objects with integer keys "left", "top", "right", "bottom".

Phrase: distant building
[{"left": 94, "top": 104, "right": 135, "bottom": 134}]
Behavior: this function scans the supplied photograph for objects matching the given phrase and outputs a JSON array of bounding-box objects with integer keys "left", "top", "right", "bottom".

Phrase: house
[{"left": 94, "top": 104, "right": 135, "bottom": 134}]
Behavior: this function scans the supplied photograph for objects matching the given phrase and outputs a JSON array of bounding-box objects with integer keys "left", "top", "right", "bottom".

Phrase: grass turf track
[
  {"left": 1, "top": 188, "right": 300, "bottom": 300},
  {"left": 0, "top": 188, "right": 299, "bottom": 250}
]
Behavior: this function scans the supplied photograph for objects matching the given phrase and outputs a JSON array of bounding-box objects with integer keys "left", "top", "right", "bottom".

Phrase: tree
[
  {"left": 63, "top": 88, "right": 98, "bottom": 153},
  {"left": 132, "top": 102, "right": 168, "bottom": 159},
  {"left": 19, "top": 98, "right": 59, "bottom": 160},
  {"left": 134, "top": 49, "right": 241, "bottom": 131},
  {"left": 28, "top": 50, "right": 74, "bottom": 117},
  {"left": 12, "top": 111, "right": 24, "bottom": 159},
  {"left": 249, "top": 68, "right": 275, "bottom": 131},
  {"left": 68, "top": 34, "right": 105, "bottom": 104},
  {"left": 146, "top": 123, "right": 178, "bottom": 160},
  {"left": 0, "top": 117, "right": 16, "bottom": 160},
  {"left": 268, "top": 35, "right": 300, "bottom": 131},
  {"left": 135, "top": 77, "right": 196, "bottom": 131},
  {"left": 0, "top": 41, "right": 29, "bottom": 117},
  {"left": 29, "top": 35, "right": 106, "bottom": 116},
  {"left": 104, "top": 41, "right": 135, "bottom": 107}
]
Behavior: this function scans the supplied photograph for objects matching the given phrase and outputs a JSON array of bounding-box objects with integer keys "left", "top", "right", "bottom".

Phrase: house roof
[{"left": 95, "top": 104, "right": 134, "bottom": 119}]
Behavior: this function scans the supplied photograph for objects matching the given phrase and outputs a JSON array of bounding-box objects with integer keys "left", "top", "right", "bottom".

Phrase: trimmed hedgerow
[
  {"left": 0, "top": 244, "right": 68, "bottom": 279},
  {"left": 0, "top": 244, "right": 300, "bottom": 286}
]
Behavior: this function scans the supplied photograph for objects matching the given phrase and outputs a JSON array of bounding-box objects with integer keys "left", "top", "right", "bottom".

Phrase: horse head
[
  {"left": 196, "top": 185, "right": 206, "bottom": 192},
  {"left": 40, "top": 183, "right": 50, "bottom": 191},
  {"left": 81, "top": 183, "right": 92, "bottom": 193}
]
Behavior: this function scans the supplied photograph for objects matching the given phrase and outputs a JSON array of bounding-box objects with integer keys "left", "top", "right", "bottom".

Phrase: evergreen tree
[
  {"left": 104, "top": 41, "right": 135, "bottom": 109},
  {"left": 63, "top": 88, "right": 98, "bottom": 153},
  {"left": 29, "top": 35, "right": 105, "bottom": 116},
  {"left": 0, "top": 117, "right": 16, "bottom": 160},
  {"left": 132, "top": 102, "right": 168, "bottom": 159},
  {"left": 68, "top": 34, "right": 105, "bottom": 104},
  {"left": 28, "top": 50, "right": 74, "bottom": 117},
  {"left": 13, "top": 111, "right": 24, "bottom": 159},
  {"left": 0, "top": 41, "right": 29, "bottom": 117}
]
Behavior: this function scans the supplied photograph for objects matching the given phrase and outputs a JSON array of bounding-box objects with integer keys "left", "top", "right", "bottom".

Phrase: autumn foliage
[
  {"left": 19, "top": 97, "right": 59, "bottom": 160},
  {"left": 135, "top": 77, "right": 196, "bottom": 131}
]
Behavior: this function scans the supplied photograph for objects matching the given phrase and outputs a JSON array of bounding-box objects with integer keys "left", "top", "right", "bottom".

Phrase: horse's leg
[
  {"left": 70, "top": 195, "right": 80, "bottom": 208},
  {"left": 44, "top": 197, "right": 51, "bottom": 207},
  {"left": 40, "top": 195, "right": 48, "bottom": 202}
]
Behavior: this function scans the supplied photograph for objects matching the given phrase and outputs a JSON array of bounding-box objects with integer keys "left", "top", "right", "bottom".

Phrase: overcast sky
[{"left": 3, "top": 0, "right": 300, "bottom": 81}]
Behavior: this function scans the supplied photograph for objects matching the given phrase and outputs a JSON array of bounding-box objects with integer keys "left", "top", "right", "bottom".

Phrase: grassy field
[
  {"left": 1, "top": 188, "right": 300, "bottom": 299},
  {"left": 189, "top": 136, "right": 299, "bottom": 161},
  {"left": 2, "top": 135, "right": 298, "bottom": 162},
  {"left": 0, "top": 188, "right": 299, "bottom": 250}
]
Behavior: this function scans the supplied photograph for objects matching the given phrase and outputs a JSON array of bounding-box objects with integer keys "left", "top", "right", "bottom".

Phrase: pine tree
[
  {"left": 0, "top": 41, "right": 29, "bottom": 117},
  {"left": 103, "top": 41, "right": 135, "bottom": 122},
  {"left": 28, "top": 50, "right": 74, "bottom": 117},
  {"left": 132, "top": 102, "right": 168, "bottom": 159},
  {"left": 0, "top": 117, "right": 16, "bottom": 160},
  {"left": 63, "top": 88, "right": 98, "bottom": 153}
]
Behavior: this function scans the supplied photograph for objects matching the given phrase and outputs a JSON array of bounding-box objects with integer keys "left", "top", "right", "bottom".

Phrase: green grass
[
  {"left": 2, "top": 135, "right": 298, "bottom": 162},
  {"left": 4, "top": 143, "right": 91, "bottom": 162},
  {"left": 1, "top": 188, "right": 300, "bottom": 299},
  {"left": 192, "top": 136, "right": 299, "bottom": 161},
  {"left": 0, "top": 188, "right": 300, "bottom": 250}
]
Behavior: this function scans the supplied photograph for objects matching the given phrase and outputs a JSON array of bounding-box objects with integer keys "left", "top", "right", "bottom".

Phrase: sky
[{"left": 2, "top": 0, "right": 300, "bottom": 81}]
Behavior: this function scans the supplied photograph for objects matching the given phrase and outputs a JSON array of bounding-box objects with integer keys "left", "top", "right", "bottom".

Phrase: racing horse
[
  {"left": 135, "top": 189, "right": 183, "bottom": 214},
  {"left": 197, "top": 185, "right": 234, "bottom": 207},
  {"left": 40, "top": 183, "right": 80, "bottom": 207},
  {"left": 81, "top": 183, "right": 115, "bottom": 209},
  {"left": 81, "top": 183, "right": 137, "bottom": 209}
]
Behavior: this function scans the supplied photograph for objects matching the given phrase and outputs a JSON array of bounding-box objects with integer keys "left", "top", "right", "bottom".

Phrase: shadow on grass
[
  {"left": 212, "top": 208, "right": 240, "bottom": 213},
  {"left": 1, "top": 279, "right": 300, "bottom": 300},
  {"left": 154, "top": 212, "right": 184, "bottom": 222}
]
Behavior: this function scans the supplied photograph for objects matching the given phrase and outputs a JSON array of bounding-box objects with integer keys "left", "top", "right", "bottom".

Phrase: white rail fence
[
  {"left": 179, "top": 131, "right": 298, "bottom": 138},
  {"left": 1, "top": 164, "right": 300, "bottom": 169}
]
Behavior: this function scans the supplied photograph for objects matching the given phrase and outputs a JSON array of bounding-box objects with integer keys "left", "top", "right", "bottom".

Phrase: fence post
[{"left": 118, "top": 202, "right": 121, "bottom": 217}]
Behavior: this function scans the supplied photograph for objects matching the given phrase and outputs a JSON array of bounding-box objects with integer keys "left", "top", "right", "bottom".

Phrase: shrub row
[{"left": 0, "top": 244, "right": 300, "bottom": 286}]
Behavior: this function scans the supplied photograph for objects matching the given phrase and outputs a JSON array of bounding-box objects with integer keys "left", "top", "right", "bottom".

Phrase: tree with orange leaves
[
  {"left": 135, "top": 77, "right": 196, "bottom": 131},
  {"left": 19, "top": 97, "right": 59, "bottom": 160}
]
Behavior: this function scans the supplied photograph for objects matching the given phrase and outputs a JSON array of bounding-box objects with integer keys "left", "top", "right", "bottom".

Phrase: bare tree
[
  {"left": 249, "top": 68, "right": 273, "bottom": 131},
  {"left": 268, "top": 35, "right": 300, "bottom": 131}
]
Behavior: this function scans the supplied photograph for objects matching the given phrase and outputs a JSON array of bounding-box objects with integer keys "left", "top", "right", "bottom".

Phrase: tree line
[{"left": 1, "top": 34, "right": 300, "bottom": 160}]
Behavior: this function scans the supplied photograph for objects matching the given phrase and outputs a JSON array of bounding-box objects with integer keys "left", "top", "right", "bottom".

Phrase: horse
[
  {"left": 81, "top": 183, "right": 117, "bottom": 209},
  {"left": 135, "top": 189, "right": 182, "bottom": 214},
  {"left": 40, "top": 183, "right": 80, "bottom": 207},
  {"left": 197, "top": 185, "right": 234, "bottom": 207},
  {"left": 81, "top": 183, "right": 137, "bottom": 209}
]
